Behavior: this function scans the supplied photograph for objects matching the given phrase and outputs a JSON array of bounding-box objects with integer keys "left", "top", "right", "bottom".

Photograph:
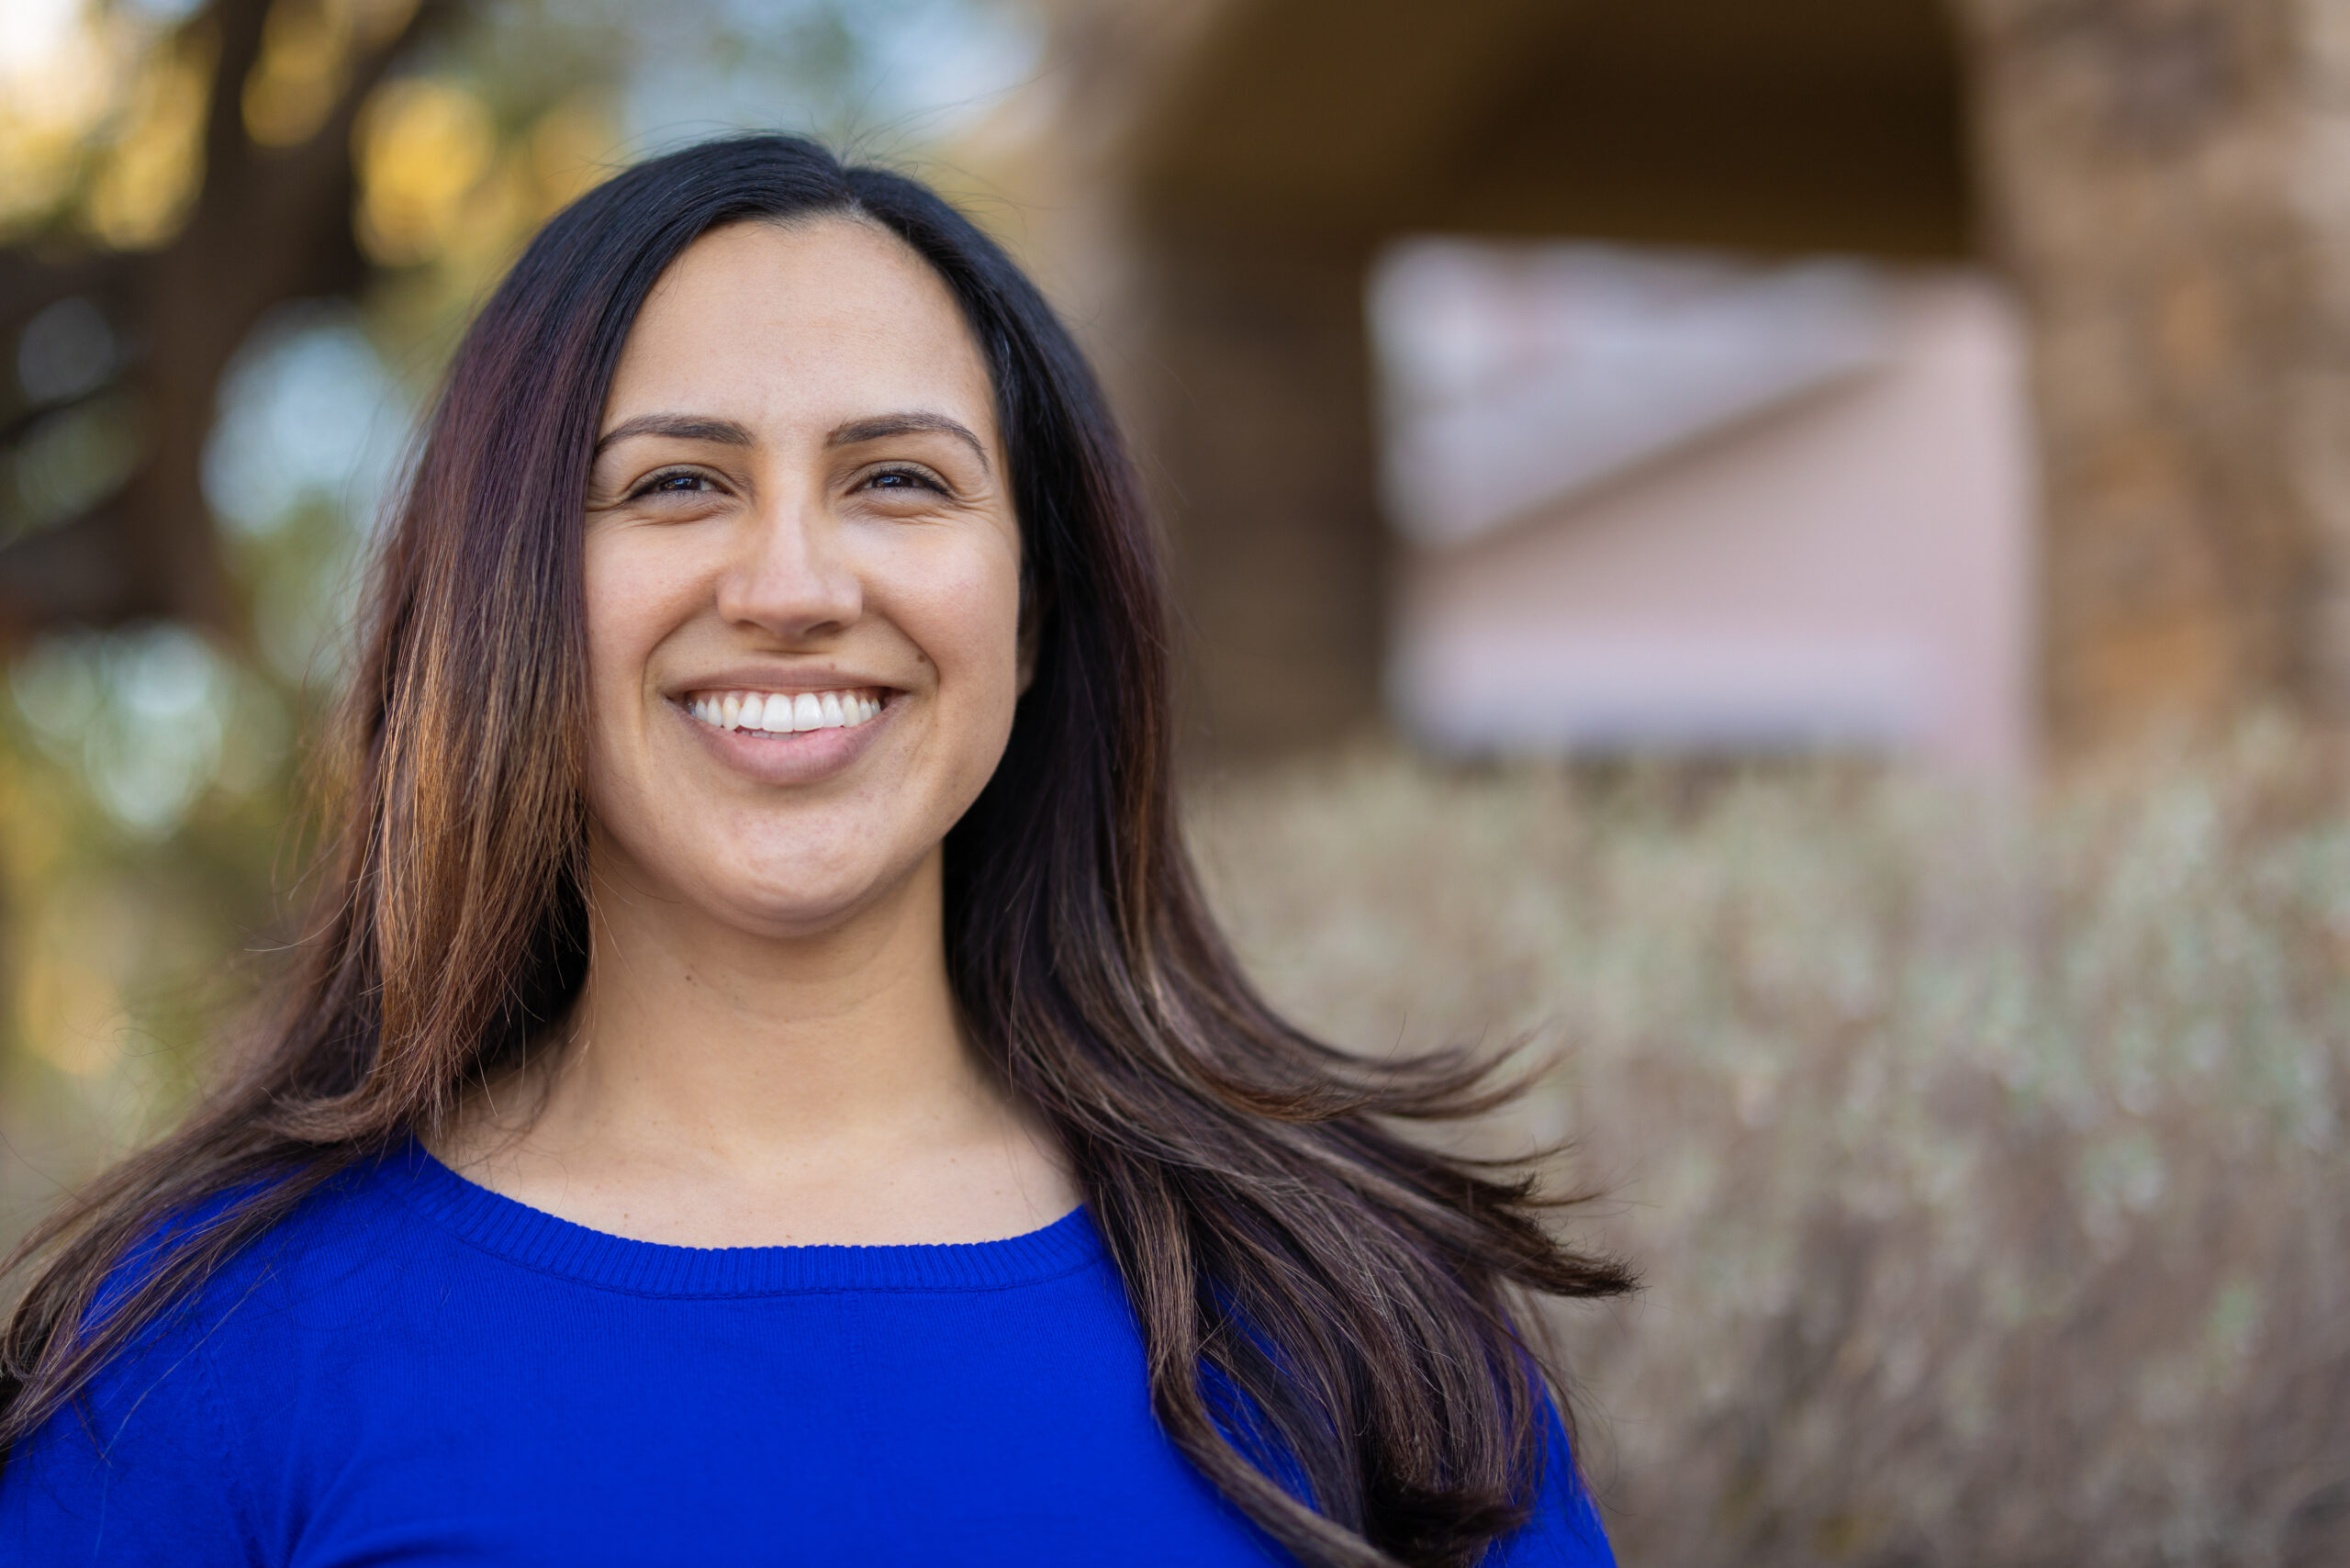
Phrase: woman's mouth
[{"left": 681, "top": 687, "right": 888, "bottom": 736}]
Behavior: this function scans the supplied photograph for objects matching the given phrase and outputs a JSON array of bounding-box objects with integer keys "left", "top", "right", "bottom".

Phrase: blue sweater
[{"left": 2, "top": 1142, "right": 1614, "bottom": 1565}]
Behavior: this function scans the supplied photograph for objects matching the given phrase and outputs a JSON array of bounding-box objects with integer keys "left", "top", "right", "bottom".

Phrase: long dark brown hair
[{"left": 0, "top": 135, "right": 1630, "bottom": 1567}]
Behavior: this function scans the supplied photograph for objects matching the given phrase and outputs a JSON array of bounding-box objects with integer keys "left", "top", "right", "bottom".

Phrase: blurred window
[{"left": 1372, "top": 239, "right": 2036, "bottom": 778}]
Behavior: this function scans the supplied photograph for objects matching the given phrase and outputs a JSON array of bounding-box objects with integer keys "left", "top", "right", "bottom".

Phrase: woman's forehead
[{"left": 609, "top": 219, "right": 995, "bottom": 438}]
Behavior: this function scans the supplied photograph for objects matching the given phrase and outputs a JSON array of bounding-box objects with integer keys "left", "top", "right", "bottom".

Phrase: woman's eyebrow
[
  {"left": 594, "top": 414, "right": 754, "bottom": 454},
  {"left": 828, "top": 412, "right": 989, "bottom": 469}
]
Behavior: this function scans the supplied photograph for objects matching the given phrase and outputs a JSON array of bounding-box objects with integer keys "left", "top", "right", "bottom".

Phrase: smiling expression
[{"left": 580, "top": 217, "right": 1024, "bottom": 938}]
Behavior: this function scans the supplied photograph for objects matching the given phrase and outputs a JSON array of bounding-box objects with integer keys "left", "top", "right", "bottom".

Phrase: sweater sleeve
[{"left": 0, "top": 1311, "right": 259, "bottom": 1565}]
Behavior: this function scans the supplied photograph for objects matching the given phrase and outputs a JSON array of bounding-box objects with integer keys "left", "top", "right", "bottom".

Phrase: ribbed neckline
[{"left": 377, "top": 1138, "right": 1103, "bottom": 1298}]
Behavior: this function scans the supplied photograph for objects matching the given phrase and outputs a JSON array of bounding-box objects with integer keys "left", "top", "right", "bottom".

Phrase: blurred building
[
  {"left": 958, "top": 0, "right": 2350, "bottom": 770},
  {"left": 1374, "top": 244, "right": 2031, "bottom": 776}
]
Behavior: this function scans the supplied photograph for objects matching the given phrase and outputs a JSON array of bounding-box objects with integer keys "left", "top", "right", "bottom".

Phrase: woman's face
[{"left": 581, "top": 218, "right": 1023, "bottom": 938}]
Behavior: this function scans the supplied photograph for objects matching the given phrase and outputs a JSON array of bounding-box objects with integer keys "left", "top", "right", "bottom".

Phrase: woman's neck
[{"left": 436, "top": 846, "right": 1078, "bottom": 1248}]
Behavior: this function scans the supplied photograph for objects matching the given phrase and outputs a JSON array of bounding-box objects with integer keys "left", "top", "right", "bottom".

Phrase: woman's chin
[{"left": 677, "top": 857, "right": 930, "bottom": 946}]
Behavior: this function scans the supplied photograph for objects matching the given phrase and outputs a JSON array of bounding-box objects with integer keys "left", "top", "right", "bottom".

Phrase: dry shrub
[{"left": 1192, "top": 729, "right": 2350, "bottom": 1567}]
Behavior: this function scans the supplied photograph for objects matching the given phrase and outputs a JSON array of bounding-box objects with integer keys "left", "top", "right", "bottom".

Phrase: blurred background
[{"left": 3, "top": 0, "right": 2348, "bottom": 1561}]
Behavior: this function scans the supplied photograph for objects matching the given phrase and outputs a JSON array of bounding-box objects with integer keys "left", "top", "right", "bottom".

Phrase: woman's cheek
[
  {"left": 883, "top": 536, "right": 1024, "bottom": 690},
  {"left": 586, "top": 532, "right": 705, "bottom": 689}
]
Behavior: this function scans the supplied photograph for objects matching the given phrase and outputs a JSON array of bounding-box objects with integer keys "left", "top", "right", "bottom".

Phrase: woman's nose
[{"left": 714, "top": 498, "right": 863, "bottom": 640}]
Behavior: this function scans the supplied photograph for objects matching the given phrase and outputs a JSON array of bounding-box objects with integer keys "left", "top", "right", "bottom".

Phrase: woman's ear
[{"left": 1015, "top": 582, "right": 1051, "bottom": 696}]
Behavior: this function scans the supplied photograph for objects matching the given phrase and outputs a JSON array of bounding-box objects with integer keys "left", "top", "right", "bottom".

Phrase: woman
[{"left": 0, "top": 136, "right": 1630, "bottom": 1567}]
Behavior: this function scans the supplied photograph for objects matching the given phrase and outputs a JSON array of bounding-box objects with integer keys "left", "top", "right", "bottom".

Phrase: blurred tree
[{"left": 0, "top": 0, "right": 453, "bottom": 641}]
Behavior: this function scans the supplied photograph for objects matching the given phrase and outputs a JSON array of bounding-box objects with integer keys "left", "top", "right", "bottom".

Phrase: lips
[{"left": 668, "top": 681, "right": 897, "bottom": 787}]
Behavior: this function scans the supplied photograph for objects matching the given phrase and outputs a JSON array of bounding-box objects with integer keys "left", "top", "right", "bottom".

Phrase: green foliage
[{"left": 0, "top": 625, "right": 300, "bottom": 1205}]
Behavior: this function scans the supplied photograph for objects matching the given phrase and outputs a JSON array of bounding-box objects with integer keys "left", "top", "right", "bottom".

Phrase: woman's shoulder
[
  {"left": 30, "top": 1143, "right": 455, "bottom": 1437},
  {"left": 122, "top": 1143, "right": 442, "bottom": 1331},
  {"left": 0, "top": 1148, "right": 430, "bottom": 1563},
  {"left": 31, "top": 1145, "right": 436, "bottom": 1427}
]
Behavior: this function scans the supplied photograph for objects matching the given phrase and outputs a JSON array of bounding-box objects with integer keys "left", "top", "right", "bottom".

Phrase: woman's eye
[
  {"left": 865, "top": 467, "right": 944, "bottom": 494},
  {"left": 632, "top": 469, "right": 713, "bottom": 498}
]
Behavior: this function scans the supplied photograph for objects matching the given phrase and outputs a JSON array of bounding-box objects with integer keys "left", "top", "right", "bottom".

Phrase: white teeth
[{"left": 686, "top": 688, "right": 887, "bottom": 734}]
